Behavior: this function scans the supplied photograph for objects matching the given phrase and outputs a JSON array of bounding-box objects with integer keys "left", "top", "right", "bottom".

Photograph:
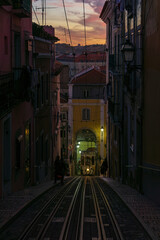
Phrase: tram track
[
  {"left": 0, "top": 176, "right": 153, "bottom": 240},
  {"left": 94, "top": 177, "right": 152, "bottom": 240},
  {"left": 18, "top": 177, "right": 81, "bottom": 239}
]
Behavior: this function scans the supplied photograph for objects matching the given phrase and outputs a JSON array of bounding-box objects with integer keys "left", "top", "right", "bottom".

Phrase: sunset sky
[{"left": 32, "top": 0, "right": 106, "bottom": 46}]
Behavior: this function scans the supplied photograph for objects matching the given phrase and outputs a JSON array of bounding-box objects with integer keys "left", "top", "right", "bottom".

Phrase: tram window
[{"left": 92, "top": 156, "right": 94, "bottom": 165}]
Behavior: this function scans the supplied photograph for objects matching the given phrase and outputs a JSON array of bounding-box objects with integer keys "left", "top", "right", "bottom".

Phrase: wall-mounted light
[
  {"left": 78, "top": 141, "right": 80, "bottom": 144},
  {"left": 101, "top": 126, "right": 104, "bottom": 132},
  {"left": 79, "top": 150, "right": 81, "bottom": 154},
  {"left": 77, "top": 145, "right": 79, "bottom": 148},
  {"left": 121, "top": 39, "right": 134, "bottom": 64}
]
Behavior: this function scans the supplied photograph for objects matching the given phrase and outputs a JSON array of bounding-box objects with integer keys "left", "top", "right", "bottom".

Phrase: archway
[{"left": 75, "top": 129, "right": 98, "bottom": 175}]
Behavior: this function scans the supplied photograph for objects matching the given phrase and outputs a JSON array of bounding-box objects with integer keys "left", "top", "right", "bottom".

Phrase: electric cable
[
  {"left": 62, "top": 0, "right": 75, "bottom": 56},
  {"left": 32, "top": 5, "right": 40, "bottom": 25}
]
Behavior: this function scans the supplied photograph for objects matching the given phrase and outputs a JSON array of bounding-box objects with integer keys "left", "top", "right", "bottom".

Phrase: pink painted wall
[{"left": 0, "top": 7, "right": 11, "bottom": 72}]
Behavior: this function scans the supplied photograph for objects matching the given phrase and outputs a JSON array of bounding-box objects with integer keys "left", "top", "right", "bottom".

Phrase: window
[
  {"left": 137, "top": 0, "right": 141, "bottom": 27},
  {"left": 61, "top": 112, "right": 66, "bottom": 120},
  {"left": 82, "top": 108, "right": 90, "bottom": 120},
  {"left": 84, "top": 89, "right": 89, "bottom": 98},
  {"left": 61, "top": 129, "right": 65, "bottom": 138}
]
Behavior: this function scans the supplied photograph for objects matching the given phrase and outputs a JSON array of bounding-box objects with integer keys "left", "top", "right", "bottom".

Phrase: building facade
[
  {"left": 100, "top": 0, "right": 160, "bottom": 204},
  {"left": 32, "top": 23, "right": 59, "bottom": 183},
  {"left": 68, "top": 67, "right": 107, "bottom": 176},
  {"left": 56, "top": 52, "right": 106, "bottom": 78},
  {"left": 0, "top": 0, "right": 34, "bottom": 197},
  {"left": 142, "top": 0, "right": 160, "bottom": 204}
]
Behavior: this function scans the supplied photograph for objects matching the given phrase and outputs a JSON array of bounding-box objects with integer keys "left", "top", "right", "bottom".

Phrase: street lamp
[
  {"left": 121, "top": 39, "right": 134, "bottom": 64},
  {"left": 101, "top": 126, "right": 104, "bottom": 132}
]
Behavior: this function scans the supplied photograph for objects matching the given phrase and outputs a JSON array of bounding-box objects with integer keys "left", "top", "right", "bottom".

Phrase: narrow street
[
  {"left": 0, "top": 177, "right": 160, "bottom": 240},
  {"left": 0, "top": 1, "right": 160, "bottom": 240}
]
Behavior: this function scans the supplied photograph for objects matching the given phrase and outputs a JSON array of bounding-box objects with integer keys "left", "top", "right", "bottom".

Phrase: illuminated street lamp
[{"left": 101, "top": 126, "right": 104, "bottom": 132}]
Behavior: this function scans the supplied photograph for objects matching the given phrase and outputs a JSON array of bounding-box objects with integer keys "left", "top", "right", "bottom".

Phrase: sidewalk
[
  {"left": 103, "top": 177, "right": 160, "bottom": 240},
  {"left": 0, "top": 180, "right": 55, "bottom": 229}
]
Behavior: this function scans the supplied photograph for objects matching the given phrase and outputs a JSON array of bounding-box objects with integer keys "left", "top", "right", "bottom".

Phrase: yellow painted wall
[{"left": 72, "top": 99, "right": 107, "bottom": 159}]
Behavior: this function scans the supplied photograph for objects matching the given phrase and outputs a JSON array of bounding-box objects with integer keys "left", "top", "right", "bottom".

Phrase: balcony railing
[{"left": 12, "top": 0, "right": 31, "bottom": 18}]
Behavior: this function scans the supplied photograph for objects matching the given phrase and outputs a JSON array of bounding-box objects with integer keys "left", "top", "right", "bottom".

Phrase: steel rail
[
  {"left": 90, "top": 177, "right": 107, "bottom": 240},
  {"left": 38, "top": 177, "right": 81, "bottom": 239},
  {"left": 18, "top": 177, "right": 79, "bottom": 240},
  {"left": 94, "top": 178, "right": 125, "bottom": 240},
  {"left": 58, "top": 178, "right": 84, "bottom": 240},
  {"left": 79, "top": 176, "right": 87, "bottom": 240}
]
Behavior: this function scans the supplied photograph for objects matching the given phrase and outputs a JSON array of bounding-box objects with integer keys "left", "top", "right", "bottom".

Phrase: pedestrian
[
  {"left": 59, "top": 157, "right": 66, "bottom": 185},
  {"left": 54, "top": 155, "right": 60, "bottom": 183}
]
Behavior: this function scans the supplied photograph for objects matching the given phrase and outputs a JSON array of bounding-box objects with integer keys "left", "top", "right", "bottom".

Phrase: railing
[{"left": 13, "top": 0, "right": 31, "bottom": 14}]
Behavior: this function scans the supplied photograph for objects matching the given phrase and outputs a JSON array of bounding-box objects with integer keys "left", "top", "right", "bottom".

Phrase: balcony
[
  {"left": 0, "top": 0, "right": 12, "bottom": 6},
  {"left": 12, "top": 0, "right": 31, "bottom": 18}
]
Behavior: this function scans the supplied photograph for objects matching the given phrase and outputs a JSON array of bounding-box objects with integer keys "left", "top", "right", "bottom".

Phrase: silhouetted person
[
  {"left": 59, "top": 158, "right": 66, "bottom": 185},
  {"left": 54, "top": 155, "right": 60, "bottom": 183},
  {"left": 101, "top": 158, "right": 108, "bottom": 176}
]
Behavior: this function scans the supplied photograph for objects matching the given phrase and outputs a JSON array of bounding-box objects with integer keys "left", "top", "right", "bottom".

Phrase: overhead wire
[
  {"left": 32, "top": 5, "right": 40, "bottom": 25},
  {"left": 62, "top": 0, "right": 75, "bottom": 55},
  {"left": 62, "top": 0, "right": 76, "bottom": 76},
  {"left": 82, "top": 0, "right": 88, "bottom": 69}
]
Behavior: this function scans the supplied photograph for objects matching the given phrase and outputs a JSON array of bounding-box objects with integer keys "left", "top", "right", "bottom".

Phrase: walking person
[
  {"left": 59, "top": 157, "right": 66, "bottom": 185},
  {"left": 54, "top": 155, "right": 60, "bottom": 184}
]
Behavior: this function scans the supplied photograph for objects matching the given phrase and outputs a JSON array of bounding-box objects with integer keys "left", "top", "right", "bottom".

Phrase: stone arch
[{"left": 74, "top": 128, "right": 99, "bottom": 176}]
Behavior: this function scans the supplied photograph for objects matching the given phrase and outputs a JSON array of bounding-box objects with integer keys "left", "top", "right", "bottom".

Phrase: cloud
[{"left": 74, "top": 0, "right": 105, "bottom": 14}]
